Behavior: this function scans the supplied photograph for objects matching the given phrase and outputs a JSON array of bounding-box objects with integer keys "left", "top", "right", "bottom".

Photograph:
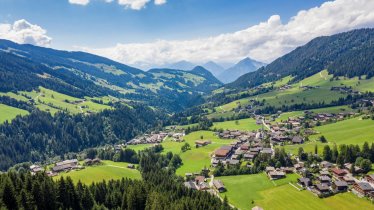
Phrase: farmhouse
[
  {"left": 213, "top": 180, "right": 226, "bottom": 192},
  {"left": 184, "top": 181, "right": 198, "bottom": 190},
  {"left": 353, "top": 182, "right": 374, "bottom": 196},
  {"left": 195, "top": 140, "right": 211, "bottom": 147},
  {"left": 30, "top": 164, "right": 43, "bottom": 174},
  {"left": 267, "top": 170, "right": 285, "bottom": 180},
  {"left": 331, "top": 168, "right": 347, "bottom": 179},
  {"left": 332, "top": 180, "right": 348, "bottom": 192},
  {"left": 52, "top": 159, "right": 79, "bottom": 173},
  {"left": 292, "top": 136, "right": 304, "bottom": 144},
  {"left": 314, "top": 184, "right": 330, "bottom": 196},
  {"left": 320, "top": 161, "right": 333, "bottom": 169},
  {"left": 319, "top": 175, "right": 331, "bottom": 184},
  {"left": 366, "top": 174, "right": 374, "bottom": 184},
  {"left": 298, "top": 177, "right": 312, "bottom": 187},
  {"left": 214, "top": 145, "right": 233, "bottom": 159}
]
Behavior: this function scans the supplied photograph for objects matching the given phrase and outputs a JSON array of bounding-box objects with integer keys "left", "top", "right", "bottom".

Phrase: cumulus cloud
[
  {"left": 68, "top": 0, "right": 165, "bottom": 10},
  {"left": 69, "top": 0, "right": 90, "bottom": 5},
  {"left": 154, "top": 0, "right": 166, "bottom": 5},
  {"left": 0, "top": 19, "right": 52, "bottom": 47},
  {"left": 82, "top": 0, "right": 374, "bottom": 69},
  {"left": 118, "top": 0, "right": 150, "bottom": 10}
]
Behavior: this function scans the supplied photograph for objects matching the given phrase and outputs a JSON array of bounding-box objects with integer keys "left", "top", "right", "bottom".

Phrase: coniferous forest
[{"left": 0, "top": 149, "right": 230, "bottom": 210}]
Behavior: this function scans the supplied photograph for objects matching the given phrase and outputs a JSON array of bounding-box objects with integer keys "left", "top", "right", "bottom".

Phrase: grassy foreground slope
[
  {"left": 54, "top": 160, "right": 141, "bottom": 184},
  {"left": 283, "top": 117, "right": 374, "bottom": 154},
  {"left": 0, "top": 104, "right": 29, "bottom": 123},
  {"left": 219, "top": 173, "right": 372, "bottom": 210}
]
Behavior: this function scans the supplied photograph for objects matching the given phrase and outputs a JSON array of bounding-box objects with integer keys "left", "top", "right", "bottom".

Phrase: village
[{"left": 180, "top": 108, "right": 374, "bottom": 205}]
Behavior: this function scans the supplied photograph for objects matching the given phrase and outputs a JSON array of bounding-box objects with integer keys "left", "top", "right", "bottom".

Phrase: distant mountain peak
[{"left": 217, "top": 57, "right": 266, "bottom": 84}]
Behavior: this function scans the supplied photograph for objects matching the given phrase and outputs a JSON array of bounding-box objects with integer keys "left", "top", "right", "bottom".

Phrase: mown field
[
  {"left": 0, "top": 104, "right": 29, "bottom": 123},
  {"left": 1, "top": 87, "right": 112, "bottom": 115},
  {"left": 283, "top": 117, "right": 374, "bottom": 154},
  {"left": 215, "top": 70, "right": 374, "bottom": 114},
  {"left": 54, "top": 160, "right": 141, "bottom": 184},
  {"left": 211, "top": 117, "right": 261, "bottom": 131},
  {"left": 219, "top": 173, "right": 372, "bottom": 210},
  {"left": 163, "top": 131, "right": 232, "bottom": 176}
]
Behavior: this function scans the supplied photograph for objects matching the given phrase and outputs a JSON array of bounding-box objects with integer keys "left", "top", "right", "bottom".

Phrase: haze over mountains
[{"left": 161, "top": 57, "right": 266, "bottom": 83}]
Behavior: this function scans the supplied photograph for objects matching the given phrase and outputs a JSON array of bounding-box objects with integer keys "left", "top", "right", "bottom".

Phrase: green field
[
  {"left": 219, "top": 173, "right": 372, "bottom": 210},
  {"left": 160, "top": 131, "right": 232, "bottom": 176},
  {"left": 283, "top": 117, "right": 374, "bottom": 154},
  {"left": 214, "top": 70, "right": 374, "bottom": 116},
  {"left": 1, "top": 87, "right": 112, "bottom": 115},
  {"left": 54, "top": 160, "right": 141, "bottom": 184},
  {"left": 0, "top": 104, "right": 29, "bottom": 123},
  {"left": 219, "top": 173, "right": 300, "bottom": 210},
  {"left": 212, "top": 117, "right": 261, "bottom": 131}
]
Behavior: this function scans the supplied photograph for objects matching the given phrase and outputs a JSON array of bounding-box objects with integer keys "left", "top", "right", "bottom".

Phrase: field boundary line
[{"left": 289, "top": 182, "right": 302, "bottom": 191}]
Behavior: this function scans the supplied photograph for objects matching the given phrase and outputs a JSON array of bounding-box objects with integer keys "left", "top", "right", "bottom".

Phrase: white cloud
[
  {"left": 0, "top": 19, "right": 52, "bottom": 47},
  {"left": 68, "top": 0, "right": 165, "bottom": 9},
  {"left": 82, "top": 0, "right": 374, "bottom": 69},
  {"left": 154, "top": 0, "right": 166, "bottom": 5},
  {"left": 69, "top": 0, "right": 90, "bottom": 5},
  {"left": 118, "top": 0, "right": 150, "bottom": 10}
]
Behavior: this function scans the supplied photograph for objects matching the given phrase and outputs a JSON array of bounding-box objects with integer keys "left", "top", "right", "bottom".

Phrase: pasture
[
  {"left": 219, "top": 173, "right": 372, "bottom": 210},
  {"left": 54, "top": 160, "right": 141, "bottom": 184},
  {"left": 211, "top": 117, "right": 261, "bottom": 131},
  {"left": 283, "top": 117, "right": 374, "bottom": 154},
  {"left": 0, "top": 104, "right": 29, "bottom": 123}
]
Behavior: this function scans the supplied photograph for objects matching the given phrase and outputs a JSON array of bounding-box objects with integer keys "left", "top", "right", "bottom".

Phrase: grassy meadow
[
  {"left": 211, "top": 117, "right": 261, "bottom": 131},
  {"left": 54, "top": 160, "right": 141, "bottom": 184},
  {"left": 0, "top": 104, "right": 29, "bottom": 123},
  {"left": 219, "top": 173, "right": 372, "bottom": 210},
  {"left": 283, "top": 117, "right": 374, "bottom": 154}
]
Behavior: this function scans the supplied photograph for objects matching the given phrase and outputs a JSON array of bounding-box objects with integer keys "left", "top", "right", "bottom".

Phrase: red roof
[{"left": 331, "top": 168, "right": 346, "bottom": 176}]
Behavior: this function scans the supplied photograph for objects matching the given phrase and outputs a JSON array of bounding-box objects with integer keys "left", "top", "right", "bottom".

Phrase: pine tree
[{"left": 2, "top": 178, "right": 18, "bottom": 210}]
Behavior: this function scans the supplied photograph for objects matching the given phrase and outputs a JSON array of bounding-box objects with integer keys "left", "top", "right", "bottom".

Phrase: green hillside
[{"left": 0, "top": 104, "right": 29, "bottom": 123}]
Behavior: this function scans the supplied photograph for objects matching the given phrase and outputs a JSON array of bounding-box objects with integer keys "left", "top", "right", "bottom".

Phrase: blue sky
[
  {"left": 0, "top": 0, "right": 373, "bottom": 69},
  {"left": 0, "top": 0, "right": 328, "bottom": 49}
]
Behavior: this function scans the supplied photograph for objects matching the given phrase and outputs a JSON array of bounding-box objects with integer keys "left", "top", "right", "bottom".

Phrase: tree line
[{"left": 0, "top": 149, "right": 231, "bottom": 210}]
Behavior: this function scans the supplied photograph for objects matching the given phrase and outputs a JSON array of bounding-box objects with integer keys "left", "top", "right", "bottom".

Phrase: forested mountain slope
[
  {"left": 228, "top": 29, "right": 374, "bottom": 89},
  {"left": 0, "top": 39, "right": 222, "bottom": 111}
]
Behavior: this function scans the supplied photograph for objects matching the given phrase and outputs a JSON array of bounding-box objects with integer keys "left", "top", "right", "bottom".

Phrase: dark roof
[
  {"left": 213, "top": 180, "right": 225, "bottom": 189},
  {"left": 315, "top": 184, "right": 329, "bottom": 191},
  {"left": 356, "top": 182, "right": 374, "bottom": 191},
  {"left": 292, "top": 136, "right": 303, "bottom": 143},
  {"left": 334, "top": 180, "right": 348, "bottom": 187}
]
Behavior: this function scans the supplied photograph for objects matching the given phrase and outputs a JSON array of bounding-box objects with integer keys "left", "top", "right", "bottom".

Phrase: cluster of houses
[
  {"left": 183, "top": 175, "right": 226, "bottom": 194},
  {"left": 279, "top": 85, "right": 292, "bottom": 91},
  {"left": 294, "top": 160, "right": 374, "bottom": 200},
  {"left": 265, "top": 166, "right": 293, "bottom": 180},
  {"left": 127, "top": 132, "right": 168, "bottom": 145},
  {"left": 128, "top": 131, "right": 185, "bottom": 145},
  {"left": 331, "top": 86, "right": 360, "bottom": 95},
  {"left": 212, "top": 130, "right": 274, "bottom": 167},
  {"left": 29, "top": 158, "right": 102, "bottom": 177}
]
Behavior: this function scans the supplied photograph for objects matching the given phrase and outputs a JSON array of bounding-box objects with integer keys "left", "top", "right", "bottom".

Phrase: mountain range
[
  {"left": 217, "top": 57, "right": 266, "bottom": 83},
  {"left": 163, "top": 58, "right": 266, "bottom": 83},
  {"left": 0, "top": 39, "right": 222, "bottom": 111}
]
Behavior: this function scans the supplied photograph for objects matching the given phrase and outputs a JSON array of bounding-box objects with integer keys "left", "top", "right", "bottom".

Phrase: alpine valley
[{"left": 1, "top": 1, "right": 374, "bottom": 210}]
